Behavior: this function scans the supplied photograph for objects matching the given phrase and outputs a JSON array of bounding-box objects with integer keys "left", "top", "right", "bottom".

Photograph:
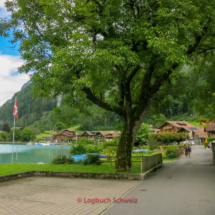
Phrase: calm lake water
[{"left": 0, "top": 144, "right": 71, "bottom": 164}]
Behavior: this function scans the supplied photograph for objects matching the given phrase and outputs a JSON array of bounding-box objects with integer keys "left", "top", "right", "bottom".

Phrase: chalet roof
[
  {"left": 206, "top": 123, "right": 215, "bottom": 132},
  {"left": 62, "top": 129, "right": 75, "bottom": 132},
  {"left": 193, "top": 127, "right": 208, "bottom": 138},
  {"left": 158, "top": 121, "right": 200, "bottom": 132},
  {"left": 98, "top": 131, "right": 120, "bottom": 137},
  {"left": 82, "top": 131, "right": 97, "bottom": 136}
]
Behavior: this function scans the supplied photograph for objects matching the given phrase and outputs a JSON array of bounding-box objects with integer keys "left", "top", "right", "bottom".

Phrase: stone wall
[
  {"left": 141, "top": 154, "right": 162, "bottom": 173},
  {"left": 175, "top": 148, "right": 184, "bottom": 158}
]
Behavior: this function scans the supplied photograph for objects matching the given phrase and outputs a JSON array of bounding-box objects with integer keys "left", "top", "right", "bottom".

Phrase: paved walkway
[
  {"left": 0, "top": 177, "right": 139, "bottom": 215},
  {"left": 104, "top": 145, "right": 215, "bottom": 215}
]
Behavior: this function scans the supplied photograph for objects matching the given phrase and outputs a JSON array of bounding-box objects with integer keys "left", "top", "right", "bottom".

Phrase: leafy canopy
[{"left": 1, "top": 0, "right": 214, "bottom": 122}]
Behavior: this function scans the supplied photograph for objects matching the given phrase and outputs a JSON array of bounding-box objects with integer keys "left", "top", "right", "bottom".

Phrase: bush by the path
[
  {"left": 52, "top": 155, "right": 74, "bottom": 164},
  {"left": 70, "top": 144, "right": 87, "bottom": 155},
  {"left": 83, "top": 154, "right": 100, "bottom": 165},
  {"left": 165, "top": 147, "right": 176, "bottom": 159}
]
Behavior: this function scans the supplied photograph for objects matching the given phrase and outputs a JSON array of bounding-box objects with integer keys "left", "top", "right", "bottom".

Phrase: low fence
[
  {"left": 141, "top": 154, "right": 162, "bottom": 173},
  {"left": 101, "top": 154, "right": 163, "bottom": 173}
]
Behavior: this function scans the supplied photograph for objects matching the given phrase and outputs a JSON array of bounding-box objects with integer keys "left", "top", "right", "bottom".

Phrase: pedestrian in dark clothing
[
  {"left": 188, "top": 145, "right": 192, "bottom": 158},
  {"left": 184, "top": 145, "right": 188, "bottom": 157}
]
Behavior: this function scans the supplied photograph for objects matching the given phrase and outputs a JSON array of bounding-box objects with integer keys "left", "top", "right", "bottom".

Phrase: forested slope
[{"left": 0, "top": 83, "right": 57, "bottom": 129}]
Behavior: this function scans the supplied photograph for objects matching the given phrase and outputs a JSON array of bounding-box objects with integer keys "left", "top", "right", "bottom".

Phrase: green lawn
[
  {"left": 162, "top": 158, "right": 176, "bottom": 161},
  {"left": 36, "top": 131, "right": 57, "bottom": 139},
  {"left": 0, "top": 163, "right": 141, "bottom": 176},
  {"left": 68, "top": 125, "right": 83, "bottom": 133},
  {"left": 187, "top": 121, "right": 201, "bottom": 126}
]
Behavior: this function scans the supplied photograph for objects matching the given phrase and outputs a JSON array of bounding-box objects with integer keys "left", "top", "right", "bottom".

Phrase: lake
[{"left": 0, "top": 144, "right": 71, "bottom": 164}]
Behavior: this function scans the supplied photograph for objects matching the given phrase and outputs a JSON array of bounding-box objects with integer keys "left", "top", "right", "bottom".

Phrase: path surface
[
  {"left": 104, "top": 145, "right": 215, "bottom": 215},
  {"left": 0, "top": 177, "right": 139, "bottom": 215}
]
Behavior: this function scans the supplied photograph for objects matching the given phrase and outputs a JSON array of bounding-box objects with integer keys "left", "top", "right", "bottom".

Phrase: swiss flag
[{"left": 13, "top": 100, "right": 18, "bottom": 118}]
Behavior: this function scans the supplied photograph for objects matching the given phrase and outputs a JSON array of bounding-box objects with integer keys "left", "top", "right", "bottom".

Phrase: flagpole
[{"left": 12, "top": 97, "right": 16, "bottom": 164}]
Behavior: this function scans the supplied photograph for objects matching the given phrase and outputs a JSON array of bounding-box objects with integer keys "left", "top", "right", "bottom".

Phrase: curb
[{"left": 0, "top": 165, "right": 162, "bottom": 183}]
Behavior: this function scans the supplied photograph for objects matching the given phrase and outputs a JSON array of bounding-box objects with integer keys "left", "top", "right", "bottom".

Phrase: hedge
[{"left": 206, "top": 138, "right": 215, "bottom": 143}]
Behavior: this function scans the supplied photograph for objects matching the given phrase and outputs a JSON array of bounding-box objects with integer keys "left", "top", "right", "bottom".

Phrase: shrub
[
  {"left": 20, "top": 127, "right": 36, "bottom": 142},
  {"left": 148, "top": 136, "right": 159, "bottom": 150},
  {"left": 204, "top": 142, "right": 210, "bottom": 148},
  {"left": 77, "top": 137, "right": 90, "bottom": 145},
  {"left": 52, "top": 155, "right": 74, "bottom": 164},
  {"left": 0, "top": 131, "right": 9, "bottom": 141},
  {"left": 165, "top": 147, "right": 176, "bottom": 159},
  {"left": 86, "top": 145, "right": 103, "bottom": 153},
  {"left": 150, "top": 132, "right": 188, "bottom": 144},
  {"left": 83, "top": 154, "right": 100, "bottom": 165},
  {"left": 207, "top": 138, "right": 215, "bottom": 143},
  {"left": 70, "top": 144, "right": 87, "bottom": 155},
  {"left": 102, "top": 139, "right": 119, "bottom": 149}
]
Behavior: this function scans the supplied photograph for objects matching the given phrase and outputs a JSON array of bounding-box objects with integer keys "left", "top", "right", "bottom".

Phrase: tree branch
[
  {"left": 82, "top": 87, "right": 123, "bottom": 115},
  {"left": 127, "top": 65, "right": 140, "bottom": 84},
  {"left": 187, "top": 25, "right": 208, "bottom": 55},
  {"left": 150, "top": 63, "right": 178, "bottom": 95}
]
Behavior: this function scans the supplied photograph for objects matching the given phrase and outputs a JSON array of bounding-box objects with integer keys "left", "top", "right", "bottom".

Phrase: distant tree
[
  {"left": 3, "top": 124, "right": 10, "bottom": 133},
  {"left": 20, "top": 127, "right": 36, "bottom": 142},
  {"left": 0, "top": 131, "right": 9, "bottom": 141},
  {"left": 135, "top": 123, "right": 151, "bottom": 145},
  {"left": 9, "top": 128, "right": 21, "bottom": 141},
  {"left": 148, "top": 136, "right": 160, "bottom": 151}
]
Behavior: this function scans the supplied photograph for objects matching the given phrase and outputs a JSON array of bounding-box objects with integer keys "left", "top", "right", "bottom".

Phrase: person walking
[
  {"left": 188, "top": 145, "right": 192, "bottom": 158},
  {"left": 184, "top": 145, "right": 188, "bottom": 157}
]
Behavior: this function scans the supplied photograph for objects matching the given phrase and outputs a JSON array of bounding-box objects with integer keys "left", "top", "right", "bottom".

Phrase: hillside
[{"left": 0, "top": 82, "right": 57, "bottom": 130}]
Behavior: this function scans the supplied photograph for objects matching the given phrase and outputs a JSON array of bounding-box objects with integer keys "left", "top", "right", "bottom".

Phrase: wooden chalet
[
  {"left": 157, "top": 121, "right": 200, "bottom": 139},
  {"left": 97, "top": 131, "right": 120, "bottom": 141},
  {"left": 53, "top": 129, "right": 77, "bottom": 141},
  {"left": 192, "top": 127, "right": 208, "bottom": 144},
  {"left": 80, "top": 131, "right": 120, "bottom": 141},
  {"left": 206, "top": 123, "right": 215, "bottom": 137},
  {"left": 81, "top": 131, "right": 98, "bottom": 140}
]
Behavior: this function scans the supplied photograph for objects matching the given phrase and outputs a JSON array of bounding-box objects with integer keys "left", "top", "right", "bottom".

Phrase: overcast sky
[{"left": 0, "top": 0, "right": 30, "bottom": 106}]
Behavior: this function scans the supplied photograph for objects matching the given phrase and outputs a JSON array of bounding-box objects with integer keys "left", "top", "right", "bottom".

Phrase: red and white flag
[{"left": 13, "top": 100, "right": 18, "bottom": 118}]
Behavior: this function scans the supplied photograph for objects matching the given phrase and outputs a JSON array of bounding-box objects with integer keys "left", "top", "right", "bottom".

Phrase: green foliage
[
  {"left": 52, "top": 155, "right": 74, "bottom": 164},
  {"left": 148, "top": 136, "right": 159, "bottom": 151},
  {"left": 86, "top": 145, "right": 103, "bottom": 153},
  {"left": 77, "top": 137, "right": 90, "bottom": 145},
  {"left": 103, "top": 139, "right": 119, "bottom": 149},
  {"left": 207, "top": 138, "right": 215, "bottom": 143},
  {"left": 20, "top": 127, "right": 36, "bottom": 142},
  {"left": 204, "top": 142, "right": 210, "bottom": 148},
  {"left": 104, "top": 146, "right": 117, "bottom": 156},
  {"left": 70, "top": 144, "right": 87, "bottom": 155},
  {"left": 150, "top": 133, "right": 188, "bottom": 144},
  {"left": 0, "top": 84, "right": 57, "bottom": 129},
  {"left": 165, "top": 148, "right": 176, "bottom": 159},
  {"left": 0, "top": 131, "right": 9, "bottom": 141},
  {"left": 2, "top": 0, "right": 215, "bottom": 171},
  {"left": 9, "top": 128, "right": 21, "bottom": 141},
  {"left": 135, "top": 123, "right": 150, "bottom": 144},
  {"left": 83, "top": 154, "right": 101, "bottom": 166},
  {"left": 3, "top": 124, "right": 10, "bottom": 133},
  {"left": 147, "top": 114, "right": 167, "bottom": 128}
]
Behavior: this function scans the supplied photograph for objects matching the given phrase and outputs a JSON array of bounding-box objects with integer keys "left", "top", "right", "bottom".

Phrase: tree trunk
[{"left": 115, "top": 122, "right": 135, "bottom": 172}]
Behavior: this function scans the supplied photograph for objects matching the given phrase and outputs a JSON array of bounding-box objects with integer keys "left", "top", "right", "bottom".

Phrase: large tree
[{"left": 1, "top": 0, "right": 215, "bottom": 171}]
